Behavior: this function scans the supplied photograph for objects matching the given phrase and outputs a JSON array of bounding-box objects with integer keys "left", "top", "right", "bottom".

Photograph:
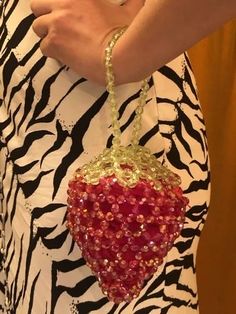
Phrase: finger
[
  {"left": 30, "top": 0, "right": 54, "bottom": 17},
  {"left": 32, "top": 15, "right": 50, "bottom": 38}
]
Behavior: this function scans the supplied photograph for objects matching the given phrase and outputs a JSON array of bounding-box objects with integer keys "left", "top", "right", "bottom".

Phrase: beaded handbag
[{"left": 66, "top": 28, "right": 188, "bottom": 303}]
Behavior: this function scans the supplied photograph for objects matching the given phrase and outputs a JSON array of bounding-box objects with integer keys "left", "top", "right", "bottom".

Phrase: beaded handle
[
  {"left": 104, "top": 28, "right": 149, "bottom": 149},
  {"left": 75, "top": 28, "right": 182, "bottom": 188}
]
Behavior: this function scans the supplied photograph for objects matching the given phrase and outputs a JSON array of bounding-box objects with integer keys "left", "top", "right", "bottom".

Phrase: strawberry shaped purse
[{"left": 66, "top": 28, "right": 189, "bottom": 304}]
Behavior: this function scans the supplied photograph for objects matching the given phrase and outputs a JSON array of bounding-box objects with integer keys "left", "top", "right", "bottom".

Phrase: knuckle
[
  {"left": 58, "top": 0, "right": 70, "bottom": 10},
  {"left": 30, "top": 0, "right": 36, "bottom": 13},
  {"left": 47, "top": 31, "right": 59, "bottom": 48},
  {"left": 52, "top": 12, "right": 68, "bottom": 29},
  {"left": 30, "top": 0, "right": 40, "bottom": 17},
  {"left": 46, "top": 29, "right": 64, "bottom": 53},
  {"left": 40, "top": 39, "right": 54, "bottom": 58},
  {"left": 31, "top": 20, "right": 41, "bottom": 37},
  {"left": 39, "top": 31, "right": 58, "bottom": 57},
  {"left": 31, "top": 20, "right": 37, "bottom": 32}
]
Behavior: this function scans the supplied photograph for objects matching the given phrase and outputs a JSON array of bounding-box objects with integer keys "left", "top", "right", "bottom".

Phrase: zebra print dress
[{"left": 0, "top": 1, "right": 210, "bottom": 313}]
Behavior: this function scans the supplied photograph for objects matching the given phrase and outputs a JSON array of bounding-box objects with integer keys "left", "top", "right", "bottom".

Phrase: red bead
[{"left": 66, "top": 174, "right": 188, "bottom": 303}]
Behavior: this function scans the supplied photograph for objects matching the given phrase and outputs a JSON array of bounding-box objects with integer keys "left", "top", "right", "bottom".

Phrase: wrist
[
  {"left": 111, "top": 3, "right": 155, "bottom": 85},
  {"left": 112, "top": 33, "right": 152, "bottom": 85}
]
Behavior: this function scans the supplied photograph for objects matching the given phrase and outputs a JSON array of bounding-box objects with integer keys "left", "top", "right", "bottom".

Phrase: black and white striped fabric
[{"left": 0, "top": 1, "right": 210, "bottom": 313}]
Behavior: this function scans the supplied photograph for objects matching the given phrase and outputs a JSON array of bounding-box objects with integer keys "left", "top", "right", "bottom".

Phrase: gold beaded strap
[
  {"left": 104, "top": 27, "right": 149, "bottom": 148},
  {"left": 75, "top": 28, "right": 181, "bottom": 189}
]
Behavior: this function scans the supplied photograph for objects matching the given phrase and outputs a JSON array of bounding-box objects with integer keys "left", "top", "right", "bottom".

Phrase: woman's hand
[{"left": 30, "top": 0, "right": 144, "bottom": 85}]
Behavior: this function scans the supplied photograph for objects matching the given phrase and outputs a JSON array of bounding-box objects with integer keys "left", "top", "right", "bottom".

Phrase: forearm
[{"left": 113, "top": 0, "right": 236, "bottom": 84}]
